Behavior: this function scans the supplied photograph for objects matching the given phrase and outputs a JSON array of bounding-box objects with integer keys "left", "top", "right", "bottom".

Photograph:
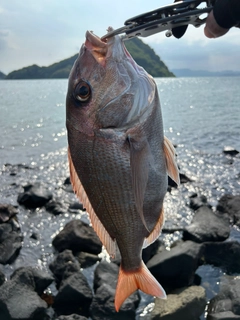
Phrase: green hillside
[
  {"left": 0, "top": 71, "right": 6, "bottom": 79},
  {"left": 6, "top": 38, "right": 174, "bottom": 79}
]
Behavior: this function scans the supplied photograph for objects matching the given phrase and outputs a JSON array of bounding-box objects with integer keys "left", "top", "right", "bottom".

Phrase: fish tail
[{"left": 114, "top": 261, "right": 166, "bottom": 312}]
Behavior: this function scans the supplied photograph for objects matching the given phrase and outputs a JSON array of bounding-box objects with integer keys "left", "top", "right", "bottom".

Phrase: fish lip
[{"left": 85, "top": 30, "right": 107, "bottom": 49}]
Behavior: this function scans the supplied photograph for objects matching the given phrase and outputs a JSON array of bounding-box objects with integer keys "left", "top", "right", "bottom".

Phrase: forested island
[{"left": 3, "top": 38, "right": 174, "bottom": 80}]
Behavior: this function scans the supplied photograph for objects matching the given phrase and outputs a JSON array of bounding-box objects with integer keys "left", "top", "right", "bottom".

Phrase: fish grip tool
[{"left": 101, "top": 0, "right": 216, "bottom": 40}]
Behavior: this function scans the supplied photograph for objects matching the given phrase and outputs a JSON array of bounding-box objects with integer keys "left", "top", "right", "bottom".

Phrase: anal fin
[
  {"left": 164, "top": 136, "right": 180, "bottom": 186},
  {"left": 143, "top": 207, "right": 164, "bottom": 248},
  {"left": 68, "top": 148, "right": 116, "bottom": 258}
]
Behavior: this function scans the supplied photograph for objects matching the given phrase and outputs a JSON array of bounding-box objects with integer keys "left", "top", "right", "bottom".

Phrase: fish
[{"left": 66, "top": 27, "right": 180, "bottom": 311}]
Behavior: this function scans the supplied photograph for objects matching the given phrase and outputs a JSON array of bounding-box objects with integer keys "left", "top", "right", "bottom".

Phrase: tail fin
[{"left": 114, "top": 261, "right": 166, "bottom": 312}]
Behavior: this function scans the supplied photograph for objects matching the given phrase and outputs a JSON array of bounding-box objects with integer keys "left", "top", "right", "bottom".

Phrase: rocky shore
[{"left": 0, "top": 147, "right": 240, "bottom": 320}]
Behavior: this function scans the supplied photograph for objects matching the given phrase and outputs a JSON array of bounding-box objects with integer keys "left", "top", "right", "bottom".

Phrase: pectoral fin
[
  {"left": 163, "top": 136, "right": 180, "bottom": 186},
  {"left": 68, "top": 148, "right": 116, "bottom": 258},
  {"left": 128, "top": 136, "right": 151, "bottom": 232}
]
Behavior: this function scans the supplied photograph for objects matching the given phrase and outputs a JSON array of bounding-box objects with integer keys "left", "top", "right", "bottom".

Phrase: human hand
[{"left": 204, "top": 10, "right": 230, "bottom": 38}]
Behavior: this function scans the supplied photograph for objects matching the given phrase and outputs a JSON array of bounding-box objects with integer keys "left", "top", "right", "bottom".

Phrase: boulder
[
  {"left": 0, "top": 219, "right": 23, "bottom": 264},
  {"left": 183, "top": 206, "right": 230, "bottom": 243},
  {"left": 0, "top": 270, "right": 5, "bottom": 286},
  {"left": 223, "top": 146, "right": 239, "bottom": 156},
  {"left": 0, "top": 267, "right": 53, "bottom": 320},
  {"left": 207, "top": 276, "right": 240, "bottom": 319},
  {"left": 217, "top": 195, "right": 240, "bottom": 226},
  {"left": 90, "top": 283, "right": 139, "bottom": 320},
  {"left": 52, "top": 220, "right": 102, "bottom": 255},
  {"left": 45, "top": 200, "right": 68, "bottom": 215},
  {"left": 151, "top": 286, "right": 206, "bottom": 320},
  {"left": 147, "top": 241, "right": 203, "bottom": 292},
  {"left": 56, "top": 315, "right": 88, "bottom": 320},
  {"left": 0, "top": 204, "right": 18, "bottom": 223},
  {"left": 188, "top": 193, "right": 210, "bottom": 211},
  {"left": 17, "top": 182, "right": 52, "bottom": 208},
  {"left": 75, "top": 252, "right": 101, "bottom": 268},
  {"left": 142, "top": 239, "right": 161, "bottom": 264},
  {"left": 207, "top": 311, "right": 240, "bottom": 319},
  {"left": 53, "top": 271, "right": 93, "bottom": 317},
  {"left": 69, "top": 202, "right": 85, "bottom": 212},
  {"left": 93, "top": 261, "right": 119, "bottom": 292},
  {"left": 49, "top": 250, "right": 80, "bottom": 288},
  {"left": 203, "top": 241, "right": 240, "bottom": 274}
]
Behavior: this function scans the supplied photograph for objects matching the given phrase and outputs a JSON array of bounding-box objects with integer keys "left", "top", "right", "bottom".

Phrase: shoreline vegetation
[{"left": 1, "top": 38, "right": 174, "bottom": 80}]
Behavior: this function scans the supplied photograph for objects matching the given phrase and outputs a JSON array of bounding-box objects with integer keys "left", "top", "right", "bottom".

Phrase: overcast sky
[{"left": 0, "top": 0, "right": 240, "bottom": 74}]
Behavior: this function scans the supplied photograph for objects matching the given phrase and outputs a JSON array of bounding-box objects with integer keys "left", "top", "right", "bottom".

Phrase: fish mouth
[{"left": 85, "top": 31, "right": 108, "bottom": 66}]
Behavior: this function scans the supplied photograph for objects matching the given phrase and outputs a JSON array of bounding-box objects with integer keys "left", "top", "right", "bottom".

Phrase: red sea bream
[{"left": 66, "top": 28, "right": 179, "bottom": 311}]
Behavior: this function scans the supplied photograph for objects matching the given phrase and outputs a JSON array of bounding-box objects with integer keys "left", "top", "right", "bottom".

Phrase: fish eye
[{"left": 74, "top": 81, "right": 91, "bottom": 102}]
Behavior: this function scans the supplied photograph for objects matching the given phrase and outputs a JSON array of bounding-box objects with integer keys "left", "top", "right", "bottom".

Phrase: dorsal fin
[
  {"left": 163, "top": 136, "right": 180, "bottom": 186},
  {"left": 128, "top": 136, "right": 150, "bottom": 232},
  {"left": 68, "top": 148, "right": 116, "bottom": 258},
  {"left": 143, "top": 207, "right": 164, "bottom": 248}
]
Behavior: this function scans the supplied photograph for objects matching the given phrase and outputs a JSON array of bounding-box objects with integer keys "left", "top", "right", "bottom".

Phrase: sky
[{"left": 0, "top": 0, "right": 240, "bottom": 75}]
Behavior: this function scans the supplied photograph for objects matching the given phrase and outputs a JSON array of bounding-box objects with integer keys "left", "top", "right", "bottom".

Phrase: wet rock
[
  {"left": 0, "top": 270, "right": 5, "bottom": 286},
  {"left": 17, "top": 182, "right": 52, "bottom": 208},
  {"left": 147, "top": 241, "right": 203, "bottom": 292},
  {"left": 56, "top": 315, "right": 88, "bottom": 320},
  {"left": 93, "top": 261, "right": 118, "bottom": 292},
  {"left": 69, "top": 202, "right": 85, "bottom": 212},
  {"left": 188, "top": 193, "right": 210, "bottom": 211},
  {"left": 0, "top": 204, "right": 18, "bottom": 223},
  {"left": 49, "top": 250, "right": 80, "bottom": 288},
  {"left": 223, "top": 146, "right": 239, "bottom": 156},
  {"left": 183, "top": 206, "right": 230, "bottom": 243},
  {"left": 52, "top": 220, "right": 102, "bottom": 255},
  {"left": 207, "top": 276, "right": 240, "bottom": 319},
  {"left": 0, "top": 267, "right": 53, "bottom": 320},
  {"left": 90, "top": 283, "right": 139, "bottom": 320},
  {"left": 45, "top": 200, "right": 68, "bottom": 215},
  {"left": 63, "top": 177, "right": 74, "bottom": 193},
  {"left": 151, "top": 286, "right": 206, "bottom": 320},
  {"left": 207, "top": 311, "right": 240, "bottom": 319},
  {"left": 10, "top": 267, "right": 54, "bottom": 295},
  {"left": 0, "top": 219, "right": 23, "bottom": 264},
  {"left": 180, "top": 173, "right": 192, "bottom": 184},
  {"left": 217, "top": 195, "right": 240, "bottom": 226},
  {"left": 30, "top": 232, "right": 39, "bottom": 240},
  {"left": 203, "top": 241, "right": 240, "bottom": 274},
  {"left": 76, "top": 252, "right": 101, "bottom": 268},
  {"left": 53, "top": 271, "right": 93, "bottom": 317}
]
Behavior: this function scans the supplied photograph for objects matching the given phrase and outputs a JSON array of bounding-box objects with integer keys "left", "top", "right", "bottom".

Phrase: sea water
[{"left": 0, "top": 78, "right": 240, "bottom": 319}]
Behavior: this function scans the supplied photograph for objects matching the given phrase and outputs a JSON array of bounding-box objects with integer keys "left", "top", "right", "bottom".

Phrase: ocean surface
[{"left": 0, "top": 77, "right": 240, "bottom": 319}]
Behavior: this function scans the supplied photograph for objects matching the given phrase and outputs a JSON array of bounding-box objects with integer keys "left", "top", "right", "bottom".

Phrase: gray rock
[
  {"left": 49, "top": 250, "right": 80, "bottom": 288},
  {"left": 53, "top": 271, "right": 93, "bottom": 317},
  {"left": 207, "top": 277, "right": 240, "bottom": 319},
  {"left": 0, "top": 219, "right": 23, "bottom": 264},
  {"left": 56, "top": 315, "right": 88, "bottom": 320},
  {"left": 75, "top": 252, "right": 101, "bottom": 268},
  {"left": 45, "top": 200, "right": 68, "bottom": 215},
  {"left": 183, "top": 206, "right": 230, "bottom": 243},
  {"left": 223, "top": 147, "right": 239, "bottom": 156},
  {"left": 0, "top": 267, "right": 52, "bottom": 320},
  {"left": 52, "top": 220, "right": 102, "bottom": 255},
  {"left": 93, "top": 261, "right": 119, "bottom": 292},
  {"left": 0, "top": 204, "right": 18, "bottom": 223},
  {"left": 188, "top": 193, "right": 210, "bottom": 211},
  {"left": 217, "top": 195, "right": 240, "bottom": 226},
  {"left": 203, "top": 241, "right": 240, "bottom": 274},
  {"left": 207, "top": 311, "right": 240, "bottom": 319},
  {"left": 151, "top": 286, "right": 206, "bottom": 320},
  {"left": 0, "top": 270, "right": 5, "bottom": 286},
  {"left": 147, "top": 241, "right": 203, "bottom": 291},
  {"left": 142, "top": 239, "right": 161, "bottom": 264},
  {"left": 90, "top": 283, "right": 139, "bottom": 320},
  {"left": 17, "top": 182, "right": 52, "bottom": 208}
]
